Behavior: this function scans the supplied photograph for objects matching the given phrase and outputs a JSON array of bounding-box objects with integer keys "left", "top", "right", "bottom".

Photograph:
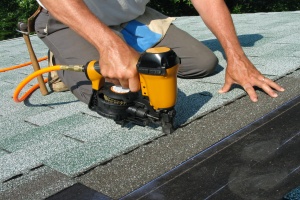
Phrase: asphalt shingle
[
  {"left": 0, "top": 12, "right": 299, "bottom": 197},
  {"left": 0, "top": 166, "right": 75, "bottom": 200},
  {"left": 44, "top": 125, "right": 163, "bottom": 177},
  {"left": 0, "top": 136, "right": 80, "bottom": 183},
  {"left": 78, "top": 72, "right": 300, "bottom": 199}
]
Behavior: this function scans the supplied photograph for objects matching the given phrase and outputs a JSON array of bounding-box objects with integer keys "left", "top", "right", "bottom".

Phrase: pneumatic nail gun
[{"left": 85, "top": 47, "right": 180, "bottom": 134}]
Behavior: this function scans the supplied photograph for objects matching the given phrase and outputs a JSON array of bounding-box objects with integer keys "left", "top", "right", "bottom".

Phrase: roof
[{"left": 0, "top": 11, "right": 300, "bottom": 199}]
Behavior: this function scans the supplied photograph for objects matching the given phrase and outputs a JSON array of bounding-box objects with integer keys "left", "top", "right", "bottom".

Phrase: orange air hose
[
  {"left": 13, "top": 64, "right": 84, "bottom": 103},
  {"left": 0, "top": 56, "right": 48, "bottom": 72},
  {"left": 13, "top": 66, "right": 61, "bottom": 102},
  {"left": 14, "top": 78, "right": 49, "bottom": 102}
]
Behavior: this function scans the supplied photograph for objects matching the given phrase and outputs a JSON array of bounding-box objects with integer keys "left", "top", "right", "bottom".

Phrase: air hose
[
  {"left": 0, "top": 56, "right": 48, "bottom": 72},
  {"left": 13, "top": 65, "right": 84, "bottom": 103}
]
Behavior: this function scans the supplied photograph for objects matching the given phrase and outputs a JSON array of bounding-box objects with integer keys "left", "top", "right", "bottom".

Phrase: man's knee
[{"left": 178, "top": 53, "right": 218, "bottom": 79}]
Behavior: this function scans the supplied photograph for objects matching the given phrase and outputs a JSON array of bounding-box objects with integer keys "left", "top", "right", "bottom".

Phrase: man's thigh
[
  {"left": 35, "top": 11, "right": 97, "bottom": 104},
  {"left": 156, "top": 24, "right": 218, "bottom": 78}
]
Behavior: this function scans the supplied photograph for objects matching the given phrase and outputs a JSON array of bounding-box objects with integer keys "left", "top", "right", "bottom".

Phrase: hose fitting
[{"left": 60, "top": 65, "right": 84, "bottom": 72}]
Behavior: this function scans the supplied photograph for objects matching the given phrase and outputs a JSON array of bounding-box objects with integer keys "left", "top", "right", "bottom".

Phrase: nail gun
[{"left": 85, "top": 47, "right": 180, "bottom": 134}]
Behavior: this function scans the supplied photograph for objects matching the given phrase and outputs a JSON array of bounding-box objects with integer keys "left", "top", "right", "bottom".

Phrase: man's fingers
[
  {"left": 243, "top": 83, "right": 258, "bottom": 102},
  {"left": 105, "top": 77, "right": 140, "bottom": 92},
  {"left": 106, "top": 78, "right": 120, "bottom": 86},
  {"left": 256, "top": 77, "right": 284, "bottom": 98},
  {"left": 118, "top": 79, "right": 130, "bottom": 89},
  {"left": 128, "top": 77, "right": 141, "bottom": 92},
  {"left": 115, "top": 78, "right": 140, "bottom": 92},
  {"left": 218, "top": 81, "right": 232, "bottom": 94},
  {"left": 258, "top": 79, "right": 278, "bottom": 98},
  {"left": 263, "top": 77, "right": 285, "bottom": 92}
]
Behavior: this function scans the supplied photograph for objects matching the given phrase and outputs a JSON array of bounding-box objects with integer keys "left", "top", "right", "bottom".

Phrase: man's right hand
[
  {"left": 40, "top": 0, "right": 141, "bottom": 92},
  {"left": 98, "top": 36, "right": 141, "bottom": 92}
]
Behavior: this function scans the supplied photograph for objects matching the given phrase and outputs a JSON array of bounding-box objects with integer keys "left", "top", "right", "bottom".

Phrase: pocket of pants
[
  {"left": 46, "top": 14, "right": 69, "bottom": 35},
  {"left": 35, "top": 11, "right": 49, "bottom": 38}
]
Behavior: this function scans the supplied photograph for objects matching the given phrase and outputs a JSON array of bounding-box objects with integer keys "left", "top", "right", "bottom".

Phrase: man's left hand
[{"left": 218, "top": 54, "right": 285, "bottom": 102}]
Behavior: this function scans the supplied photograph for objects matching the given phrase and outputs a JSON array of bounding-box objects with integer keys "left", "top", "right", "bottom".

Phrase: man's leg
[
  {"left": 35, "top": 10, "right": 97, "bottom": 104},
  {"left": 156, "top": 24, "right": 218, "bottom": 78},
  {"left": 35, "top": 11, "right": 218, "bottom": 104}
]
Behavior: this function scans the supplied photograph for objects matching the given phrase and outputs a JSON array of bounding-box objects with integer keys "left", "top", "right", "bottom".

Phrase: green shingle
[
  {"left": 0, "top": 150, "right": 9, "bottom": 158},
  {"left": 0, "top": 136, "right": 81, "bottom": 183},
  {"left": 0, "top": 113, "right": 95, "bottom": 152},
  {"left": 44, "top": 126, "right": 163, "bottom": 177}
]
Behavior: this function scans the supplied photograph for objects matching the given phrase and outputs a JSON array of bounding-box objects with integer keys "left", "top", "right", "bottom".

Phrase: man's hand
[
  {"left": 40, "top": 0, "right": 141, "bottom": 92},
  {"left": 191, "top": 0, "right": 284, "bottom": 101},
  {"left": 218, "top": 53, "right": 284, "bottom": 102},
  {"left": 98, "top": 36, "right": 141, "bottom": 92}
]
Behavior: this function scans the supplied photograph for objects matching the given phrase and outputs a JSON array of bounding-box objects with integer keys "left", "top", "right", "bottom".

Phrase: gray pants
[{"left": 35, "top": 9, "right": 218, "bottom": 104}]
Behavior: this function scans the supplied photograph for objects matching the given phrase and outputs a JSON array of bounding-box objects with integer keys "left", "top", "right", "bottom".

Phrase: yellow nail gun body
[{"left": 85, "top": 47, "right": 180, "bottom": 134}]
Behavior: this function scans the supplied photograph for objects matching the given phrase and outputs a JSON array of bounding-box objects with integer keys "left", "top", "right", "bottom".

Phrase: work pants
[{"left": 35, "top": 9, "right": 218, "bottom": 104}]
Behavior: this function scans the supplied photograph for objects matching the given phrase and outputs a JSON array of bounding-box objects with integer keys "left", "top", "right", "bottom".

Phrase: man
[{"left": 35, "top": 0, "right": 284, "bottom": 104}]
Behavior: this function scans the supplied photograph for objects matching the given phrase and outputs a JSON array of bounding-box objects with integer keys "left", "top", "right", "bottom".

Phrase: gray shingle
[{"left": 0, "top": 11, "right": 299, "bottom": 186}]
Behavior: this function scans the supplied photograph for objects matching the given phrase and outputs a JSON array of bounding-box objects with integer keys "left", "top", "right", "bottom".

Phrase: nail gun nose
[{"left": 127, "top": 106, "right": 159, "bottom": 120}]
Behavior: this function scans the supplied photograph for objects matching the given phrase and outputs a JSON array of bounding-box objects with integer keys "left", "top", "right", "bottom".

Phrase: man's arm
[
  {"left": 191, "top": 0, "right": 284, "bottom": 102},
  {"left": 40, "top": 0, "right": 141, "bottom": 92}
]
